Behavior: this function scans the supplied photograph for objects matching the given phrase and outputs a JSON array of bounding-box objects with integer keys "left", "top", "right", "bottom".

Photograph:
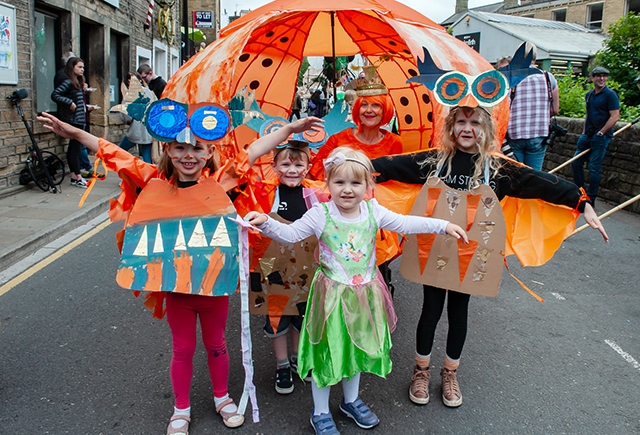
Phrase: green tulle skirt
[{"left": 296, "top": 270, "right": 393, "bottom": 389}]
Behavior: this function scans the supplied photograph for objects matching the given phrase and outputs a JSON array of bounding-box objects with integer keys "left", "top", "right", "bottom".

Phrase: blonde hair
[
  {"left": 425, "top": 106, "right": 502, "bottom": 189},
  {"left": 325, "top": 146, "right": 375, "bottom": 189},
  {"left": 157, "top": 141, "right": 217, "bottom": 183}
]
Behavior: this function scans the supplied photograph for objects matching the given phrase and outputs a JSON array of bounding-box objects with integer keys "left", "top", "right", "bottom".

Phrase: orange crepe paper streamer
[
  {"left": 417, "top": 233, "right": 436, "bottom": 274},
  {"left": 143, "top": 292, "right": 167, "bottom": 319},
  {"left": 503, "top": 258, "right": 544, "bottom": 303},
  {"left": 116, "top": 266, "right": 135, "bottom": 288},
  {"left": 458, "top": 239, "right": 479, "bottom": 284},
  {"left": 78, "top": 158, "right": 109, "bottom": 208},
  {"left": 200, "top": 249, "right": 225, "bottom": 295},
  {"left": 144, "top": 258, "right": 164, "bottom": 291},
  {"left": 174, "top": 251, "right": 193, "bottom": 294},
  {"left": 466, "top": 194, "right": 481, "bottom": 231},
  {"left": 426, "top": 188, "right": 442, "bottom": 217},
  {"left": 250, "top": 235, "right": 271, "bottom": 271},
  {"left": 267, "top": 293, "right": 290, "bottom": 334}
]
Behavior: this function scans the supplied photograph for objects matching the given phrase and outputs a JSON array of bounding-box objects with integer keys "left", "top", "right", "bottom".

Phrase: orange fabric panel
[
  {"left": 458, "top": 239, "right": 479, "bottom": 285},
  {"left": 501, "top": 197, "right": 578, "bottom": 267},
  {"left": 144, "top": 258, "right": 163, "bottom": 291},
  {"left": 417, "top": 233, "right": 436, "bottom": 274},
  {"left": 466, "top": 194, "right": 481, "bottom": 231},
  {"left": 200, "top": 249, "right": 225, "bottom": 295},
  {"left": 174, "top": 251, "right": 193, "bottom": 294},
  {"left": 267, "top": 293, "right": 290, "bottom": 334}
]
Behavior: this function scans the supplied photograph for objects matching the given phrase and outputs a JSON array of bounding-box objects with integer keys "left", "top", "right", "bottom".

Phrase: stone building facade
[
  {"left": 0, "top": 0, "right": 181, "bottom": 189},
  {"left": 505, "top": 0, "right": 640, "bottom": 32}
]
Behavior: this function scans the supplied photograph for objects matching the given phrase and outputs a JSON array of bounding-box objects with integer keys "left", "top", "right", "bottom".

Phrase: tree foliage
[{"left": 595, "top": 12, "right": 640, "bottom": 106}]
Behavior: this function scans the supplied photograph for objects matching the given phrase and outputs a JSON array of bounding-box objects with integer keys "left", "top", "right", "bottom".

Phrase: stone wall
[
  {"left": 0, "top": 0, "right": 179, "bottom": 190},
  {"left": 544, "top": 117, "right": 640, "bottom": 214}
]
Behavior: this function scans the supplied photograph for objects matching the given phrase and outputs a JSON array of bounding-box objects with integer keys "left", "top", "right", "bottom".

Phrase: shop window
[
  {"left": 109, "top": 32, "right": 126, "bottom": 108},
  {"left": 34, "top": 10, "right": 58, "bottom": 113},
  {"left": 552, "top": 9, "right": 567, "bottom": 22},
  {"left": 628, "top": 0, "right": 640, "bottom": 14},
  {"left": 587, "top": 3, "right": 604, "bottom": 29}
]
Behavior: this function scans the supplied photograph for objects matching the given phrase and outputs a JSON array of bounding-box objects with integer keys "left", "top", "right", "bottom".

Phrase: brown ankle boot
[
  {"left": 409, "top": 365, "right": 430, "bottom": 405},
  {"left": 440, "top": 368, "right": 462, "bottom": 407}
]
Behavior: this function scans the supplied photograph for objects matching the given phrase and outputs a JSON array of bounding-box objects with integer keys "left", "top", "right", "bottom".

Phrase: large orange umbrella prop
[{"left": 162, "top": 0, "right": 509, "bottom": 155}]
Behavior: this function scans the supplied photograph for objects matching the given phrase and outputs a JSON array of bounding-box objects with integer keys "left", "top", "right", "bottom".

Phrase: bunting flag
[{"left": 144, "top": 0, "right": 154, "bottom": 30}]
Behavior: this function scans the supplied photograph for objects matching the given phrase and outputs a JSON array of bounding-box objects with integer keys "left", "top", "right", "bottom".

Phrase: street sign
[
  {"left": 456, "top": 32, "right": 481, "bottom": 52},
  {"left": 193, "top": 11, "right": 213, "bottom": 28}
]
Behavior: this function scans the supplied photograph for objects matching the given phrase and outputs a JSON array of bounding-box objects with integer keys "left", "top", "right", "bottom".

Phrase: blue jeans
[
  {"left": 79, "top": 146, "right": 92, "bottom": 170},
  {"left": 508, "top": 136, "right": 547, "bottom": 171},
  {"left": 571, "top": 133, "right": 611, "bottom": 203},
  {"left": 119, "top": 136, "right": 153, "bottom": 164}
]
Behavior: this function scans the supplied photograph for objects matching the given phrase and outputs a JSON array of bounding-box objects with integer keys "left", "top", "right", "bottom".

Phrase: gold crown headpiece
[{"left": 355, "top": 65, "right": 388, "bottom": 97}]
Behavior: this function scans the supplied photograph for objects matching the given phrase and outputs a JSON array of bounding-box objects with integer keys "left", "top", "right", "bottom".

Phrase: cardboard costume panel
[
  {"left": 116, "top": 178, "right": 240, "bottom": 296},
  {"left": 400, "top": 178, "right": 506, "bottom": 297},
  {"left": 250, "top": 214, "right": 318, "bottom": 316}
]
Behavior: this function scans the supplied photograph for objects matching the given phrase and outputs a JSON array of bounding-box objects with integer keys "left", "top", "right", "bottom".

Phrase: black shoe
[{"left": 275, "top": 366, "right": 294, "bottom": 394}]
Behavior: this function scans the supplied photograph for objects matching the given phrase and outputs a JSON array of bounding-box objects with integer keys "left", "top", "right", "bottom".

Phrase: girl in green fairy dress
[{"left": 246, "top": 147, "right": 467, "bottom": 435}]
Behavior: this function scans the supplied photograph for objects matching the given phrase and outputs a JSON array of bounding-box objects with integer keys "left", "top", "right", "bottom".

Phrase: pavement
[{"left": 0, "top": 170, "right": 121, "bottom": 273}]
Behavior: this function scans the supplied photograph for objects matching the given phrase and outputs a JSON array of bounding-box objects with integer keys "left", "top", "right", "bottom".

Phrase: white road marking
[
  {"left": 605, "top": 340, "right": 640, "bottom": 371},
  {"left": 550, "top": 292, "right": 566, "bottom": 300}
]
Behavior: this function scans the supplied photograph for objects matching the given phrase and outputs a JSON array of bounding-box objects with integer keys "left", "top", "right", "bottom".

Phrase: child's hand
[
  {"left": 583, "top": 202, "right": 609, "bottom": 242},
  {"left": 244, "top": 211, "right": 268, "bottom": 227},
  {"left": 446, "top": 223, "right": 469, "bottom": 243},
  {"left": 289, "top": 116, "right": 324, "bottom": 134}
]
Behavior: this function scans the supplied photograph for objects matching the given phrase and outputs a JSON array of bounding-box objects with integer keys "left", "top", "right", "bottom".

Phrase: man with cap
[{"left": 571, "top": 66, "right": 620, "bottom": 206}]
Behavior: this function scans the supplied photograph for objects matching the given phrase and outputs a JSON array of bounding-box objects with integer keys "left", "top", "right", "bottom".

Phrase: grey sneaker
[
  {"left": 441, "top": 368, "right": 462, "bottom": 407},
  {"left": 275, "top": 366, "right": 294, "bottom": 394},
  {"left": 339, "top": 396, "right": 379, "bottom": 429},
  {"left": 409, "top": 365, "right": 430, "bottom": 405},
  {"left": 310, "top": 411, "right": 340, "bottom": 435}
]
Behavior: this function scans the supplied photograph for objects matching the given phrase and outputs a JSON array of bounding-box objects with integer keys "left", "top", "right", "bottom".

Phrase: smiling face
[
  {"left": 166, "top": 141, "right": 214, "bottom": 181},
  {"left": 591, "top": 73, "right": 608, "bottom": 92},
  {"left": 272, "top": 151, "right": 310, "bottom": 187},
  {"left": 358, "top": 99, "right": 383, "bottom": 130},
  {"left": 453, "top": 107, "right": 481, "bottom": 153},
  {"left": 327, "top": 167, "right": 367, "bottom": 218}
]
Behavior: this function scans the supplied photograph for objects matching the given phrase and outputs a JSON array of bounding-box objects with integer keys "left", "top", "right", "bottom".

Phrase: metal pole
[{"left": 182, "top": 0, "right": 191, "bottom": 63}]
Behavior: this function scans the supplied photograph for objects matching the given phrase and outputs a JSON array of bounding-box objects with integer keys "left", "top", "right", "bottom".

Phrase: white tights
[{"left": 311, "top": 373, "right": 361, "bottom": 415}]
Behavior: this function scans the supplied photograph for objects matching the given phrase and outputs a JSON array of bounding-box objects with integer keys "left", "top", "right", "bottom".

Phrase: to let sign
[
  {"left": 193, "top": 11, "right": 213, "bottom": 28},
  {"left": 456, "top": 33, "right": 481, "bottom": 52}
]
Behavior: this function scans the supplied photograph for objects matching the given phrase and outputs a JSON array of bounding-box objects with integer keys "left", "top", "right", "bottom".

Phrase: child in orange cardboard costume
[{"left": 38, "top": 108, "right": 251, "bottom": 434}]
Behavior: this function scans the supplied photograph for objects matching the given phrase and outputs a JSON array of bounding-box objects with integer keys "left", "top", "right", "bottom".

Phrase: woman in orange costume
[{"left": 309, "top": 93, "right": 402, "bottom": 180}]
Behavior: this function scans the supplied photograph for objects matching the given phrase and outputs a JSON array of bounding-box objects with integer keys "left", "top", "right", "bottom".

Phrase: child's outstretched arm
[
  {"left": 582, "top": 202, "right": 609, "bottom": 242},
  {"left": 247, "top": 116, "right": 324, "bottom": 165},
  {"left": 37, "top": 112, "right": 100, "bottom": 153},
  {"left": 446, "top": 223, "right": 469, "bottom": 243}
]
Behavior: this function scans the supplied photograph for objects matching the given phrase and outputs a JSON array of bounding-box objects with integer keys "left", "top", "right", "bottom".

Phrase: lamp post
[{"left": 182, "top": 0, "right": 192, "bottom": 63}]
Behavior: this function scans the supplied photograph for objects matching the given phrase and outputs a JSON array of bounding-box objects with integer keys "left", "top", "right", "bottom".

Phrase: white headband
[{"left": 323, "top": 152, "right": 370, "bottom": 173}]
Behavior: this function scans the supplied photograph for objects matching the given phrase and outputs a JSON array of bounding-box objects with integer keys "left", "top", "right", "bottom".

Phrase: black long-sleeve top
[
  {"left": 51, "top": 79, "right": 86, "bottom": 126},
  {"left": 372, "top": 149, "right": 587, "bottom": 213}
]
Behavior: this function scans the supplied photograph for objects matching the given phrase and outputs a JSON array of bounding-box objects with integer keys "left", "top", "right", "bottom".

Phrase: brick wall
[
  {"left": 510, "top": 0, "right": 626, "bottom": 32},
  {"left": 0, "top": 0, "right": 180, "bottom": 190},
  {"left": 544, "top": 117, "right": 640, "bottom": 214}
]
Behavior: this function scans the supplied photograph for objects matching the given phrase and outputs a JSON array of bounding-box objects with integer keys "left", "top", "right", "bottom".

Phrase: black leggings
[
  {"left": 415, "top": 285, "right": 470, "bottom": 360},
  {"left": 66, "top": 124, "right": 85, "bottom": 175}
]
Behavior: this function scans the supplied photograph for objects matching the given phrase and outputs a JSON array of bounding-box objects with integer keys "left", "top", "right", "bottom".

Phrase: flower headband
[{"left": 323, "top": 152, "right": 370, "bottom": 173}]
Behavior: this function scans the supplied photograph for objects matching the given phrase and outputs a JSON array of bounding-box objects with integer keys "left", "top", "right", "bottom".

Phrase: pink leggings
[{"left": 166, "top": 293, "right": 230, "bottom": 409}]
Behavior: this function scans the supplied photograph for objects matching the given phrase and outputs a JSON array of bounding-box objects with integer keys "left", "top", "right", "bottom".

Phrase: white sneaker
[{"left": 71, "top": 178, "right": 88, "bottom": 188}]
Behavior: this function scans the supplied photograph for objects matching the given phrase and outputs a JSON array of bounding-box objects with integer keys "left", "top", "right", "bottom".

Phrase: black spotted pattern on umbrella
[
  {"left": 400, "top": 96, "right": 410, "bottom": 106},
  {"left": 408, "top": 68, "right": 418, "bottom": 77}
]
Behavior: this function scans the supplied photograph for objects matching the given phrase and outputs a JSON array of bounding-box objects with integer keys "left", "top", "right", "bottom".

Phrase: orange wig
[{"left": 352, "top": 94, "right": 395, "bottom": 131}]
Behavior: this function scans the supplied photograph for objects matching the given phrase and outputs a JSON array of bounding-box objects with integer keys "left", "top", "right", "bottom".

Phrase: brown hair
[
  {"left": 273, "top": 147, "right": 310, "bottom": 164},
  {"left": 64, "top": 57, "right": 85, "bottom": 90}
]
